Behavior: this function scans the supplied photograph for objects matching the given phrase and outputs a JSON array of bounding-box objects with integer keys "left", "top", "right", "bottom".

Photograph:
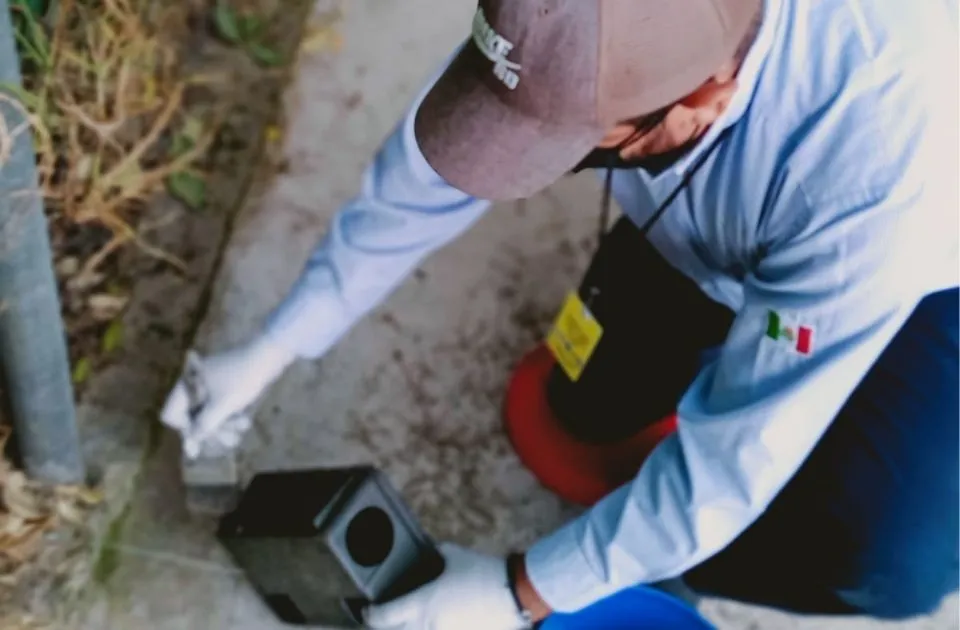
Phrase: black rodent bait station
[{"left": 217, "top": 466, "right": 445, "bottom": 627}]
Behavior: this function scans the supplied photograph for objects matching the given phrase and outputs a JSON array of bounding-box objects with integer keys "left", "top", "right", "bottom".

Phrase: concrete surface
[{"left": 77, "top": 0, "right": 959, "bottom": 628}]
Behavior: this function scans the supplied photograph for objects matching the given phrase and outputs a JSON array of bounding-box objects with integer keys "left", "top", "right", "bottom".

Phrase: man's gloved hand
[
  {"left": 363, "top": 543, "right": 531, "bottom": 630},
  {"left": 161, "top": 336, "right": 295, "bottom": 458}
]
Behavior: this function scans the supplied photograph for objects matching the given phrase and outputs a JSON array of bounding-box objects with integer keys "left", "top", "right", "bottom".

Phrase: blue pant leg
[{"left": 685, "top": 288, "right": 959, "bottom": 619}]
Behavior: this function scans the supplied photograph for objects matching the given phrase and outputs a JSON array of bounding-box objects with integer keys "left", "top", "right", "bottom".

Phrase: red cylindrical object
[{"left": 503, "top": 344, "right": 677, "bottom": 507}]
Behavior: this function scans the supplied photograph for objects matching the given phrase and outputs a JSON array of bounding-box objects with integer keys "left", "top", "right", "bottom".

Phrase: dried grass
[
  {"left": 0, "top": 425, "right": 102, "bottom": 628},
  {"left": 3, "top": 0, "right": 218, "bottom": 277},
  {"left": 0, "top": 3, "right": 193, "bottom": 616}
]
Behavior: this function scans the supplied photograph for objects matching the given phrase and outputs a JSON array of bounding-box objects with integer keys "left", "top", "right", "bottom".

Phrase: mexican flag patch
[{"left": 766, "top": 310, "right": 814, "bottom": 355}]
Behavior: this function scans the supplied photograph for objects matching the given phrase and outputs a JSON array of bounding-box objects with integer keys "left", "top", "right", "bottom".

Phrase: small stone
[
  {"left": 87, "top": 294, "right": 129, "bottom": 321},
  {"left": 67, "top": 271, "right": 106, "bottom": 292},
  {"left": 55, "top": 257, "right": 79, "bottom": 278}
]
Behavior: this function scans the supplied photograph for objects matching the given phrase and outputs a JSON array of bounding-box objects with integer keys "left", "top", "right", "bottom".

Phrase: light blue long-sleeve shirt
[{"left": 264, "top": 0, "right": 959, "bottom": 613}]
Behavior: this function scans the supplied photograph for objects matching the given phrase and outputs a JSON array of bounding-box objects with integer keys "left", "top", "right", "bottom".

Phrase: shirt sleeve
[
  {"left": 525, "top": 183, "right": 928, "bottom": 612},
  {"left": 262, "top": 44, "right": 490, "bottom": 359}
]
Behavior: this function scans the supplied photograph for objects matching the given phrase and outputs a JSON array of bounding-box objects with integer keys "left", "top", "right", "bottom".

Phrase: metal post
[{"left": 0, "top": 0, "right": 85, "bottom": 484}]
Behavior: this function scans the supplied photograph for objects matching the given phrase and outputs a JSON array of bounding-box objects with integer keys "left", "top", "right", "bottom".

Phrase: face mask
[
  {"left": 571, "top": 142, "right": 698, "bottom": 177},
  {"left": 571, "top": 109, "right": 683, "bottom": 175}
]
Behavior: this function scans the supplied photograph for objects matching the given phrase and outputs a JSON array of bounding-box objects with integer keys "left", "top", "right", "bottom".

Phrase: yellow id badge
[{"left": 546, "top": 291, "right": 603, "bottom": 382}]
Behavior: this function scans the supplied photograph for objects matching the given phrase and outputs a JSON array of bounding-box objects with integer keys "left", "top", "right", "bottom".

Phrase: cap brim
[{"left": 415, "top": 43, "right": 605, "bottom": 201}]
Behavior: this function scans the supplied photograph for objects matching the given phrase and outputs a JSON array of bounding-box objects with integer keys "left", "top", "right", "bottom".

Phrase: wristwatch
[{"left": 506, "top": 552, "right": 536, "bottom": 625}]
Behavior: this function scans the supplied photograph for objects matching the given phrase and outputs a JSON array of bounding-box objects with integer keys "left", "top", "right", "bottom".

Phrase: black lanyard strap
[{"left": 596, "top": 125, "right": 734, "bottom": 251}]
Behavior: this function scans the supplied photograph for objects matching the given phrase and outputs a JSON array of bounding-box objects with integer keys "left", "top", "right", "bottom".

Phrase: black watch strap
[{"left": 506, "top": 553, "right": 534, "bottom": 624}]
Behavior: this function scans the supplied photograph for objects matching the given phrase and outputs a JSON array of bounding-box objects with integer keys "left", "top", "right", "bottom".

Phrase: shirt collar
[{"left": 668, "top": 0, "right": 784, "bottom": 177}]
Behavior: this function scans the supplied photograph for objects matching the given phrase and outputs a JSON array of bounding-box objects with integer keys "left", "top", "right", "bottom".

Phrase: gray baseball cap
[{"left": 415, "top": 0, "right": 761, "bottom": 200}]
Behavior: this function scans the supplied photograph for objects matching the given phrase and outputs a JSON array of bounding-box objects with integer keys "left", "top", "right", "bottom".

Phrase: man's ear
[
  {"left": 678, "top": 75, "right": 738, "bottom": 112},
  {"left": 678, "top": 59, "right": 739, "bottom": 110}
]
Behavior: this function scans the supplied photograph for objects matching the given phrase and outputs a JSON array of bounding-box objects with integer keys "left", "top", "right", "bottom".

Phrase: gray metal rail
[{"left": 0, "top": 0, "right": 85, "bottom": 484}]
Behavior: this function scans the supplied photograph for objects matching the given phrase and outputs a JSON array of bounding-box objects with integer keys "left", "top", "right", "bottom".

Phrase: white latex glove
[
  {"left": 187, "top": 413, "right": 254, "bottom": 458},
  {"left": 161, "top": 336, "right": 295, "bottom": 458},
  {"left": 363, "top": 544, "right": 531, "bottom": 630}
]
